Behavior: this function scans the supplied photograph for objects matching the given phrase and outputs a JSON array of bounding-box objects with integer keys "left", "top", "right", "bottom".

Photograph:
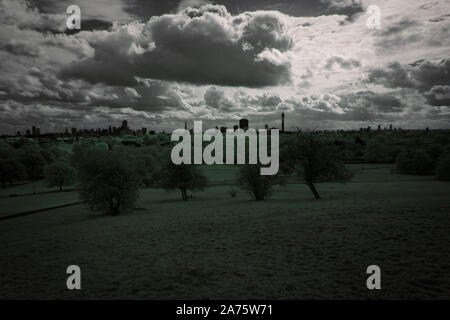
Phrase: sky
[{"left": 0, "top": 0, "right": 449, "bottom": 134}]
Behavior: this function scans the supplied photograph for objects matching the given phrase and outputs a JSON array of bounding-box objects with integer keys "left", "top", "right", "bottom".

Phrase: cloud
[
  {"left": 204, "top": 87, "right": 237, "bottom": 111},
  {"left": 177, "top": 0, "right": 211, "bottom": 12},
  {"left": 61, "top": 4, "right": 294, "bottom": 87},
  {"left": 424, "top": 85, "right": 450, "bottom": 106},
  {"left": 321, "top": 0, "right": 361, "bottom": 10},
  {"left": 324, "top": 56, "right": 360, "bottom": 70},
  {"left": 0, "top": 0, "right": 65, "bottom": 33},
  {"left": 1, "top": 0, "right": 450, "bottom": 133},
  {"left": 3, "top": 39, "right": 42, "bottom": 57},
  {"left": 368, "top": 62, "right": 416, "bottom": 89},
  {"left": 368, "top": 59, "right": 450, "bottom": 100}
]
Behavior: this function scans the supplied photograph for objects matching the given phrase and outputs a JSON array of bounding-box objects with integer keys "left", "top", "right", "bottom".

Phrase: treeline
[
  {"left": 360, "top": 132, "right": 450, "bottom": 179},
  {"left": 1, "top": 131, "right": 449, "bottom": 216}
]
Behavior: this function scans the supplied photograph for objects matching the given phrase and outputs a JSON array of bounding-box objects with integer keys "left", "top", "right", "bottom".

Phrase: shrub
[
  {"left": 0, "top": 159, "right": 27, "bottom": 186},
  {"left": 159, "top": 160, "right": 207, "bottom": 201},
  {"left": 228, "top": 186, "right": 237, "bottom": 198},
  {"left": 395, "top": 149, "right": 435, "bottom": 175},
  {"left": 436, "top": 155, "right": 450, "bottom": 181},
  {"left": 238, "top": 164, "right": 283, "bottom": 201}
]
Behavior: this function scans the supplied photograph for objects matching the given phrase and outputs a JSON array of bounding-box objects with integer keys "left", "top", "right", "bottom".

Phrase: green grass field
[{"left": 0, "top": 164, "right": 449, "bottom": 299}]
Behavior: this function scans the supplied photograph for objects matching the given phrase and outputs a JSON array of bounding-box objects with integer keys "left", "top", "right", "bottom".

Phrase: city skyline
[{"left": 0, "top": 0, "right": 449, "bottom": 134}]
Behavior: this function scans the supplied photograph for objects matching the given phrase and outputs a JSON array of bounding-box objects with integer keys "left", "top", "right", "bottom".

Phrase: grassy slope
[{"left": 0, "top": 165, "right": 449, "bottom": 299}]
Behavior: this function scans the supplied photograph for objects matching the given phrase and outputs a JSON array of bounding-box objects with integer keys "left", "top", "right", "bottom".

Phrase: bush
[
  {"left": 159, "top": 160, "right": 208, "bottom": 201},
  {"left": 436, "top": 155, "right": 450, "bottom": 181},
  {"left": 228, "top": 186, "right": 237, "bottom": 198},
  {"left": 238, "top": 165, "right": 283, "bottom": 201},
  {"left": 395, "top": 149, "right": 435, "bottom": 175},
  {"left": 0, "top": 159, "right": 27, "bottom": 186}
]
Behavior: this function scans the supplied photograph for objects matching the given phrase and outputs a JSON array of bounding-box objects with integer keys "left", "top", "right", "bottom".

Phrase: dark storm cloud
[
  {"left": 65, "top": 19, "right": 113, "bottom": 34},
  {"left": 362, "top": 92, "right": 403, "bottom": 113},
  {"left": 368, "top": 59, "right": 450, "bottom": 94},
  {"left": 424, "top": 86, "right": 450, "bottom": 106},
  {"left": 337, "top": 91, "right": 405, "bottom": 117},
  {"left": 61, "top": 5, "right": 294, "bottom": 87},
  {"left": 367, "top": 59, "right": 450, "bottom": 107},
  {"left": 368, "top": 62, "right": 415, "bottom": 88},
  {"left": 123, "top": 0, "right": 362, "bottom": 20}
]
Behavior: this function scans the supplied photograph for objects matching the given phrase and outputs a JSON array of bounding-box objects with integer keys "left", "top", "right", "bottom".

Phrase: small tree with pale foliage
[
  {"left": 282, "top": 131, "right": 352, "bottom": 199},
  {"left": 160, "top": 161, "right": 207, "bottom": 201},
  {"left": 44, "top": 161, "right": 76, "bottom": 191}
]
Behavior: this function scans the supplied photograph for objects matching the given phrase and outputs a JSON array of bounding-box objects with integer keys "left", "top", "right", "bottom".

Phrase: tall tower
[{"left": 281, "top": 112, "right": 285, "bottom": 133}]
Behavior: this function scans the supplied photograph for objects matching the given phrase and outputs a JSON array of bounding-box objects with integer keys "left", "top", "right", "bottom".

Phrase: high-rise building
[
  {"left": 282, "top": 112, "right": 285, "bottom": 133},
  {"left": 239, "top": 118, "right": 249, "bottom": 130}
]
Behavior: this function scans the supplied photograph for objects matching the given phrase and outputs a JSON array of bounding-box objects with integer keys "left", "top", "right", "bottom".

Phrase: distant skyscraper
[
  {"left": 282, "top": 112, "right": 285, "bottom": 133},
  {"left": 184, "top": 121, "right": 187, "bottom": 130},
  {"left": 239, "top": 118, "right": 249, "bottom": 130}
]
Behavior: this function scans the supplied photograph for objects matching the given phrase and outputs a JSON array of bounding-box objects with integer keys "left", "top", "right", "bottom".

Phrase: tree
[
  {"left": 395, "top": 149, "right": 435, "bottom": 175},
  {"left": 435, "top": 154, "right": 450, "bottom": 181},
  {"left": 160, "top": 161, "right": 207, "bottom": 201},
  {"left": 238, "top": 164, "right": 283, "bottom": 201},
  {"left": 0, "top": 159, "right": 27, "bottom": 187},
  {"left": 18, "top": 144, "right": 46, "bottom": 180},
  {"left": 77, "top": 149, "right": 141, "bottom": 215},
  {"left": 44, "top": 161, "right": 76, "bottom": 191},
  {"left": 282, "top": 131, "right": 352, "bottom": 199},
  {"left": 364, "top": 138, "right": 396, "bottom": 163}
]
